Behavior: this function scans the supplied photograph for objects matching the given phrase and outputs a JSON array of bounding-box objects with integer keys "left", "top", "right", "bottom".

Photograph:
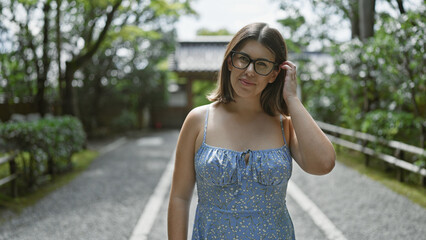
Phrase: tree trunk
[
  {"left": 0, "top": 58, "right": 12, "bottom": 119},
  {"left": 362, "top": 78, "right": 370, "bottom": 113},
  {"left": 396, "top": 0, "right": 406, "bottom": 14},
  {"left": 349, "top": 1, "right": 360, "bottom": 39},
  {"left": 62, "top": 62, "right": 77, "bottom": 115},
  {"left": 89, "top": 75, "right": 103, "bottom": 133},
  {"left": 60, "top": 0, "right": 122, "bottom": 116},
  {"left": 405, "top": 56, "right": 425, "bottom": 148},
  {"left": 56, "top": 0, "right": 63, "bottom": 115},
  {"left": 35, "top": 1, "right": 51, "bottom": 117},
  {"left": 35, "top": 78, "right": 46, "bottom": 116},
  {"left": 359, "top": 0, "right": 376, "bottom": 40}
]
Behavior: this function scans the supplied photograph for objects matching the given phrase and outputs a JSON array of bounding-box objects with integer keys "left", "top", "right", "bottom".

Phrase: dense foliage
[
  {"left": 275, "top": 1, "right": 424, "bottom": 146},
  {"left": 0, "top": 116, "right": 86, "bottom": 187},
  {"left": 275, "top": 0, "right": 425, "bottom": 177},
  {"left": 304, "top": 9, "right": 425, "bottom": 147},
  {"left": 0, "top": 0, "right": 195, "bottom": 135}
]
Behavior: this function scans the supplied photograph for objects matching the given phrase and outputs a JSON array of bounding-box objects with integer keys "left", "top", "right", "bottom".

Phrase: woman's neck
[{"left": 226, "top": 95, "right": 264, "bottom": 116}]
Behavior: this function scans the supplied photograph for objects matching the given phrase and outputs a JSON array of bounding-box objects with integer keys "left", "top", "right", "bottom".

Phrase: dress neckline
[
  {"left": 199, "top": 141, "right": 287, "bottom": 154},
  {"left": 200, "top": 104, "right": 289, "bottom": 156}
]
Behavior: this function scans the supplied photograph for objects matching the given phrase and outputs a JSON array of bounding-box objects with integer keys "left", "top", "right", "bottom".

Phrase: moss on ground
[
  {"left": 0, "top": 150, "right": 98, "bottom": 214},
  {"left": 335, "top": 146, "right": 426, "bottom": 208}
]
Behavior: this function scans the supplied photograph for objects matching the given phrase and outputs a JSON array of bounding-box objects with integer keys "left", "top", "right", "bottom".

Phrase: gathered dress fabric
[{"left": 192, "top": 108, "right": 295, "bottom": 240}]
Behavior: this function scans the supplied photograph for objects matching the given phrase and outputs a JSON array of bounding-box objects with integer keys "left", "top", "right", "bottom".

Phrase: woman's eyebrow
[{"left": 239, "top": 51, "right": 275, "bottom": 62}]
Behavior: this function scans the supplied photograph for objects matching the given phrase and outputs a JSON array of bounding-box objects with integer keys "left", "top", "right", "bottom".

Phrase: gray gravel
[
  {"left": 0, "top": 130, "right": 179, "bottom": 240},
  {"left": 290, "top": 159, "right": 426, "bottom": 240},
  {"left": 1, "top": 130, "right": 425, "bottom": 240}
]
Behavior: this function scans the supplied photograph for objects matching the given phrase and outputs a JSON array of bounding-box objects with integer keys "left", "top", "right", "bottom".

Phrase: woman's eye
[
  {"left": 239, "top": 56, "right": 249, "bottom": 63},
  {"left": 256, "top": 61, "right": 267, "bottom": 68}
]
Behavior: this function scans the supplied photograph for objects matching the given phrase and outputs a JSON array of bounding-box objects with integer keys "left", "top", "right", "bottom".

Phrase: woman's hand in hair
[{"left": 280, "top": 61, "right": 298, "bottom": 103}]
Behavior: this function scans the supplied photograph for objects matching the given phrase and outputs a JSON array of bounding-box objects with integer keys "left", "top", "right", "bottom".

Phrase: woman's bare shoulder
[
  {"left": 177, "top": 104, "right": 210, "bottom": 154},
  {"left": 180, "top": 104, "right": 210, "bottom": 139},
  {"left": 185, "top": 104, "right": 210, "bottom": 124}
]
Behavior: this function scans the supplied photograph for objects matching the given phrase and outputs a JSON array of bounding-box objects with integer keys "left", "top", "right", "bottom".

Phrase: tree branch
[
  {"left": 396, "top": 0, "right": 405, "bottom": 14},
  {"left": 73, "top": 0, "right": 122, "bottom": 68}
]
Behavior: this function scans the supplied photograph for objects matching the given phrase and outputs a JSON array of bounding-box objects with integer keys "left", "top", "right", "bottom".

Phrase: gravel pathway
[
  {"left": 290, "top": 159, "right": 426, "bottom": 240},
  {"left": 0, "top": 130, "right": 179, "bottom": 240}
]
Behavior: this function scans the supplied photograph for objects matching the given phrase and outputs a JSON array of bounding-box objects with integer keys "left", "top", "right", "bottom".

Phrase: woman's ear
[
  {"left": 227, "top": 56, "right": 233, "bottom": 71},
  {"left": 268, "top": 69, "right": 280, "bottom": 83}
]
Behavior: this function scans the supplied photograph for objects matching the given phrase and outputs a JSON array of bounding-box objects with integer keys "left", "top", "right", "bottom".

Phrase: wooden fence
[
  {"left": 0, "top": 152, "right": 18, "bottom": 197},
  {"left": 317, "top": 121, "right": 426, "bottom": 185}
]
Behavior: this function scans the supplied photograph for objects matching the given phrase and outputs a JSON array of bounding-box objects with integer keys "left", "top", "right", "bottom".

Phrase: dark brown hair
[{"left": 208, "top": 22, "right": 289, "bottom": 116}]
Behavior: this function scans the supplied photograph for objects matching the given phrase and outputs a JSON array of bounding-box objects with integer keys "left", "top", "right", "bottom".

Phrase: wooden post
[
  {"left": 364, "top": 154, "right": 370, "bottom": 167},
  {"left": 362, "top": 140, "right": 370, "bottom": 166},
  {"left": 186, "top": 77, "right": 193, "bottom": 111},
  {"left": 9, "top": 157, "right": 17, "bottom": 197},
  {"left": 334, "top": 133, "right": 341, "bottom": 153},
  {"left": 396, "top": 168, "right": 404, "bottom": 182}
]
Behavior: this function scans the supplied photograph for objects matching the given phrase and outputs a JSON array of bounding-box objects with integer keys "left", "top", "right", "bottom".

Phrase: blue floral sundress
[{"left": 192, "top": 107, "right": 295, "bottom": 239}]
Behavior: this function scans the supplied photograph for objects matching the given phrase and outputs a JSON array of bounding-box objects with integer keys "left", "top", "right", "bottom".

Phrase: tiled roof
[
  {"left": 169, "top": 36, "right": 334, "bottom": 76},
  {"left": 169, "top": 36, "right": 232, "bottom": 72}
]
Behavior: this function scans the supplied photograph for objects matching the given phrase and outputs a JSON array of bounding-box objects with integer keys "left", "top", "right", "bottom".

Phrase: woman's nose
[{"left": 245, "top": 62, "right": 256, "bottom": 75}]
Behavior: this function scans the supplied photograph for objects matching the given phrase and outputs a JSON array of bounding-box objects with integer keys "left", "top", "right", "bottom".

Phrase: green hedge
[{"left": 0, "top": 116, "right": 86, "bottom": 187}]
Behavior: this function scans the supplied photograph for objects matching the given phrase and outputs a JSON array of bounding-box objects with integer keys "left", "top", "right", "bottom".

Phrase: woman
[{"left": 168, "top": 22, "right": 335, "bottom": 239}]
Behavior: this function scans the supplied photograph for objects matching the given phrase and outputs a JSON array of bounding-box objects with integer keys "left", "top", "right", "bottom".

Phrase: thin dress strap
[
  {"left": 280, "top": 115, "right": 288, "bottom": 146},
  {"left": 202, "top": 106, "right": 210, "bottom": 143}
]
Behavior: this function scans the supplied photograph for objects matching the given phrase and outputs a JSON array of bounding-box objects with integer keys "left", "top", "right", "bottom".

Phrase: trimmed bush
[{"left": 0, "top": 116, "right": 86, "bottom": 187}]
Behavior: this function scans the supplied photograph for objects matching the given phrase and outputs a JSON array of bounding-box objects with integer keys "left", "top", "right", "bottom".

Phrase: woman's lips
[{"left": 240, "top": 79, "right": 255, "bottom": 86}]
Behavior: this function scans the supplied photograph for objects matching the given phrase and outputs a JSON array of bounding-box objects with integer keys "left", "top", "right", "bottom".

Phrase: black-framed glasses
[{"left": 230, "top": 51, "right": 278, "bottom": 76}]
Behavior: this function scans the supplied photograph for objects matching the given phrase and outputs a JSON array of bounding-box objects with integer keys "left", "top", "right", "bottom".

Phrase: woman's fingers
[
  {"left": 281, "top": 61, "right": 298, "bottom": 101},
  {"left": 280, "top": 61, "right": 297, "bottom": 71}
]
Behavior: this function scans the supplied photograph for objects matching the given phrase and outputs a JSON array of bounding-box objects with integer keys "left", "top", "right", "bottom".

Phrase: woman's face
[{"left": 227, "top": 40, "right": 279, "bottom": 100}]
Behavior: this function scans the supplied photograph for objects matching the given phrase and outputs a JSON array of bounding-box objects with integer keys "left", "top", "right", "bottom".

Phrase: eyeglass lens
[{"left": 231, "top": 52, "right": 275, "bottom": 76}]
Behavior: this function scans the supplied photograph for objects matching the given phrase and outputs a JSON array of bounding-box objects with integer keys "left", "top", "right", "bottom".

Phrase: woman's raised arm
[{"left": 281, "top": 61, "right": 335, "bottom": 175}]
